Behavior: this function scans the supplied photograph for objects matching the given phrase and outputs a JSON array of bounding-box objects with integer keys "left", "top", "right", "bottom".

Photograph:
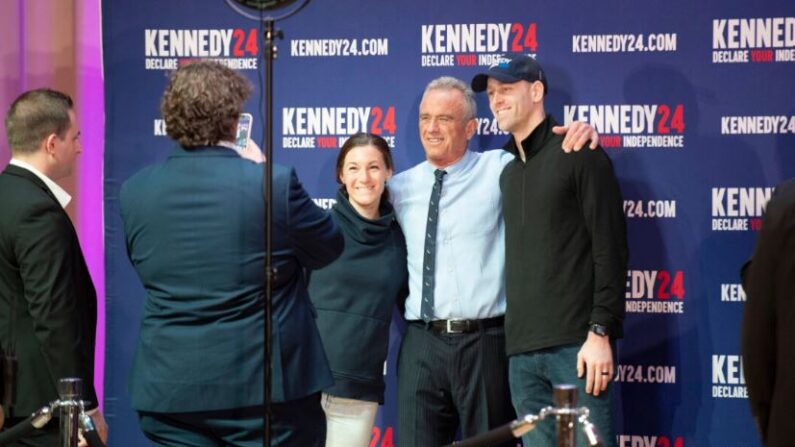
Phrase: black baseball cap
[{"left": 471, "top": 53, "right": 547, "bottom": 94}]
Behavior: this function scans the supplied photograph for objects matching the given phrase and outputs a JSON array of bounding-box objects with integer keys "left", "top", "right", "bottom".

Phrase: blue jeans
[{"left": 509, "top": 344, "right": 616, "bottom": 447}]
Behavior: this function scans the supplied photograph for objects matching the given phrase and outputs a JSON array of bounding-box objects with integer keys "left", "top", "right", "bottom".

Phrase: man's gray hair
[{"left": 422, "top": 76, "right": 477, "bottom": 121}]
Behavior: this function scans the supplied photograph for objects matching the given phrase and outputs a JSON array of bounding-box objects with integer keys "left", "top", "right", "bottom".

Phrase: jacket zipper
[{"left": 521, "top": 162, "right": 527, "bottom": 226}]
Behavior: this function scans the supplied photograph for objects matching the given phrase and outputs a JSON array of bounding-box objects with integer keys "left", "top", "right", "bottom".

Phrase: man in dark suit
[
  {"left": 742, "top": 178, "right": 795, "bottom": 447},
  {"left": 0, "top": 89, "right": 106, "bottom": 446},
  {"left": 120, "top": 61, "right": 343, "bottom": 446}
]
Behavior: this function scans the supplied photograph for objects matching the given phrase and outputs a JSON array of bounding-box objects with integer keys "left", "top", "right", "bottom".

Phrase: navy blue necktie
[{"left": 421, "top": 169, "right": 447, "bottom": 323}]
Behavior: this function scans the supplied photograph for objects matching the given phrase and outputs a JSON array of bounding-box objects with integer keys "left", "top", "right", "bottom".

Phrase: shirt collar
[
  {"left": 9, "top": 158, "right": 72, "bottom": 208},
  {"left": 424, "top": 148, "right": 475, "bottom": 177},
  {"left": 216, "top": 140, "right": 239, "bottom": 151}
]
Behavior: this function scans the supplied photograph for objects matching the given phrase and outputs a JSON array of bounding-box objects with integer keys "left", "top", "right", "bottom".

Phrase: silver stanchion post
[
  {"left": 58, "top": 378, "right": 82, "bottom": 447},
  {"left": 443, "top": 383, "right": 602, "bottom": 447},
  {"left": 554, "top": 384, "right": 577, "bottom": 447},
  {"left": 0, "top": 376, "right": 104, "bottom": 446}
]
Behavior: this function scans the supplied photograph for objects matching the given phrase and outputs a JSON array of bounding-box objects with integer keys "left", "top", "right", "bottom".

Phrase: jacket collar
[
  {"left": 502, "top": 115, "right": 559, "bottom": 162},
  {"left": 168, "top": 144, "right": 241, "bottom": 159},
  {"left": 333, "top": 189, "right": 397, "bottom": 244}
]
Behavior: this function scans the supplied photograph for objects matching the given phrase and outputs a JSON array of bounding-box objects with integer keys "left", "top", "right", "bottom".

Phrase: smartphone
[{"left": 234, "top": 113, "right": 253, "bottom": 151}]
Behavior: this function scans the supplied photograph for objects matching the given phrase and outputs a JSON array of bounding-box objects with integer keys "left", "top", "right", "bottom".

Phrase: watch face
[{"left": 591, "top": 324, "right": 608, "bottom": 336}]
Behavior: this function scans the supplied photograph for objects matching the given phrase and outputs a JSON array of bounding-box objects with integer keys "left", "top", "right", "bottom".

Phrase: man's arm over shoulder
[
  {"left": 276, "top": 165, "right": 343, "bottom": 269},
  {"left": 573, "top": 147, "right": 628, "bottom": 334},
  {"left": 553, "top": 120, "right": 600, "bottom": 152}
]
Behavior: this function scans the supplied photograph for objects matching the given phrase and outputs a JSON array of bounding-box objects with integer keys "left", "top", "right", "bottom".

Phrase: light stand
[{"left": 224, "top": 1, "right": 312, "bottom": 446}]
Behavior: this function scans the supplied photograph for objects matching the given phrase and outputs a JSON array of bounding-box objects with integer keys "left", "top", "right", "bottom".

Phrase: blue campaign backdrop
[{"left": 102, "top": 1, "right": 795, "bottom": 445}]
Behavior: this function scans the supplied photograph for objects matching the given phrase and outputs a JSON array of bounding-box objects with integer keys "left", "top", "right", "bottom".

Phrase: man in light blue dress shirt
[{"left": 390, "top": 76, "right": 597, "bottom": 446}]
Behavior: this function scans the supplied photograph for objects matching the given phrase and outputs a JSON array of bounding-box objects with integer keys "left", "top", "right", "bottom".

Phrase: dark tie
[{"left": 421, "top": 169, "right": 447, "bottom": 323}]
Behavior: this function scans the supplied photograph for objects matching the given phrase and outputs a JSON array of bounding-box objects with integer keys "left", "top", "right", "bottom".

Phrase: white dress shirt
[{"left": 9, "top": 159, "right": 72, "bottom": 208}]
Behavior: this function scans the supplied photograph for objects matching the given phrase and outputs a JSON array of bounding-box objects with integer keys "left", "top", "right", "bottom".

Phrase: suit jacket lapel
[{"left": 2, "top": 164, "right": 62, "bottom": 207}]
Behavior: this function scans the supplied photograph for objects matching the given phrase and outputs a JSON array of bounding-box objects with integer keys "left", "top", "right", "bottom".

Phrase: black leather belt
[{"left": 410, "top": 316, "right": 504, "bottom": 334}]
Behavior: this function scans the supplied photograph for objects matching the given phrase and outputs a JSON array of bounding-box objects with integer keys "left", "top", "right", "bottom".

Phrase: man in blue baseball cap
[
  {"left": 472, "top": 53, "right": 628, "bottom": 447},
  {"left": 471, "top": 52, "right": 548, "bottom": 96}
]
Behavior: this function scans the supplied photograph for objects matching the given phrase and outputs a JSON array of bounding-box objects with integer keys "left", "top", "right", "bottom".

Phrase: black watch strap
[{"left": 589, "top": 322, "right": 609, "bottom": 337}]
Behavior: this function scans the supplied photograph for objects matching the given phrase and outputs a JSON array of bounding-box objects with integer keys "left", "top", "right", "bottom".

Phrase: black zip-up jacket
[{"left": 499, "top": 115, "right": 628, "bottom": 356}]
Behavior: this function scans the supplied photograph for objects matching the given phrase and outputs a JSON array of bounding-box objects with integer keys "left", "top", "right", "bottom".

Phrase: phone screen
[{"left": 235, "top": 113, "right": 253, "bottom": 151}]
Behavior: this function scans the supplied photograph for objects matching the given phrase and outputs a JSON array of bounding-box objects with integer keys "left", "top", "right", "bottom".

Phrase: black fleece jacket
[{"left": 499, "top": 115, "right": 628, "bottom": 356}]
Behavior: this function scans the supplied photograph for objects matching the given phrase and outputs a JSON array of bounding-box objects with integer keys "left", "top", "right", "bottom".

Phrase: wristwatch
[{"left": 589, "top": 322, "right": 609, "bottom": 337}]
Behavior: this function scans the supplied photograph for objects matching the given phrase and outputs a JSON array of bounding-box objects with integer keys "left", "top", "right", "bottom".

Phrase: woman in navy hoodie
[{"left": 308, "top": 133, "right": 408, "bottom": 447}]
